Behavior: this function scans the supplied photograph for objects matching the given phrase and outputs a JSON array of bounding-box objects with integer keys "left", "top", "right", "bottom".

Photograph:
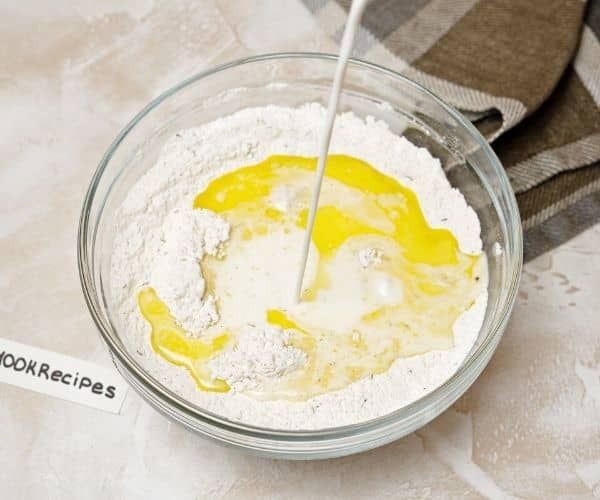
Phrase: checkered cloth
[{"left": 303, "top": 0, "right": 600, "bottom": 260}]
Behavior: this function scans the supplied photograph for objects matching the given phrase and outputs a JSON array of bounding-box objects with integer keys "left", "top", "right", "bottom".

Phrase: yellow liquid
[
  {"left": 195, "top": 155, "right": 459, "bottom": 266},
  {"left": 138, "top": 287, "right": 230, "bottom": 392},
  {"left": 138, "top": 155, "right": 484, "bottom": 400}
]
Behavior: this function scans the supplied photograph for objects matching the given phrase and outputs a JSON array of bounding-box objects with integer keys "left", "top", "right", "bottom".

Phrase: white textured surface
[{"left": 1, "top": 0, "right": 599, "bottom": 498}]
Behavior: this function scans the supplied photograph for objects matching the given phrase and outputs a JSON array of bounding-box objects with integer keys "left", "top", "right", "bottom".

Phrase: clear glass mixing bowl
[{"left": 78, "top": 53, "right": 522, "bottom": 459}]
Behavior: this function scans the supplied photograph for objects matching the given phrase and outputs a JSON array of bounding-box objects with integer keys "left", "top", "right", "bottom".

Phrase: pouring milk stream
[{"left": 295, "top": 0, "right": 369, "bottom": 302}]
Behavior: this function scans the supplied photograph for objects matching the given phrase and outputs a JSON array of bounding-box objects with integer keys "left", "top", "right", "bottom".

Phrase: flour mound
[
  {"left": 112, "top": 104, "right": 488, "bottom": 429},
  {"left": 209, "top": 324, "right": 307, "bottom": 392},
  {"left": 149, "top": 208, "right": 230, "bottom": 336},
  {"left": 358, "top": 248, "right": 383, "bottom": 268}
]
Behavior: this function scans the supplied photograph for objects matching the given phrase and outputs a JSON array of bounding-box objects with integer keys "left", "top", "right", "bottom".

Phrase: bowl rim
[{"left": 78, "top": 51, "right": 523, "bottom": 441}]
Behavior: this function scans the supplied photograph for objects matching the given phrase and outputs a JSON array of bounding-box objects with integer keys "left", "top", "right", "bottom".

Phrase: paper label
[{"left": 0, "top": 338, "right": 127, "bottom": 414}]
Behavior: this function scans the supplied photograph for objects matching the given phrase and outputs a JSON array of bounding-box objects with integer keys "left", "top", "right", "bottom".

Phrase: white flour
[
  {"left": 208, "top": 324, "right": 307, "bottom": 393},
  {"left": 150, "top": 208, "right": 230, "bottom": 335},
  {"left": 358, "top": 248, "right": 383, "bottom": 268},
  {"left": 110, "top": 103, "right": 487, "bottom": 430}
]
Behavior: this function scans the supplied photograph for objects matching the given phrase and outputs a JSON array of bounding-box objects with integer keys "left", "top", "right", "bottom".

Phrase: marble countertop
[{"left": 1, "top": 1, "right": 599, "bottom": 498}]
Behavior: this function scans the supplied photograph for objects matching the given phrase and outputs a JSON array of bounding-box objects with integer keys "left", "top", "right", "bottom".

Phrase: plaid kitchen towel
[{"left": 303, "top": 0, "right": 600, "bottom": 260}]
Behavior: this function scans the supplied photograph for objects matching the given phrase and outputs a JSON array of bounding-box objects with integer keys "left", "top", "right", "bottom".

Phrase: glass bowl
[{"left": 78, "top": 53, "right": 522, "bottom": 459}]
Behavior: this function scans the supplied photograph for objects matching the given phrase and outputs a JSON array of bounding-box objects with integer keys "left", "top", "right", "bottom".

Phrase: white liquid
[
  {"left": 295, "top": 0, "right": 369, "bottom": 301},
  {"left": 205, "top": 229, "right": 404, "bottom": 337}
]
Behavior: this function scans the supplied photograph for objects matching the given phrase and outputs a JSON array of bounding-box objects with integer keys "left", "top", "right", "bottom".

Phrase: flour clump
[
  {"left": 150, "top": 208, "right": 230, "bottom": 336},
  {"left": 209, "top": 324, "right": 307, "bottom": 393},
  {"left": 358, "top": 248, "right": 383, "bottom": 268}
]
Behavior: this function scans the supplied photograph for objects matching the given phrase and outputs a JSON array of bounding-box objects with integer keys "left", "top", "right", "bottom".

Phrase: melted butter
[
  {"left": 137, "top": 287, "right": 230, "bottom": 392},
  {"left": 194, "top": 155, "right": 459, "bottom": 267},
  {"left": 139, "top": 154, "right": 484, "bottom": 401},
  {"left": 297, "top": 205, "right": 380, "bottom": 258}
]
